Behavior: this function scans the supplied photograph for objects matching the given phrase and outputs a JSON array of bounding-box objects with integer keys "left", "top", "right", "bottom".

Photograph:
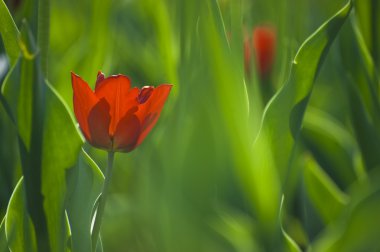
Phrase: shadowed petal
[
  {"left": 135, "top": 84, "right": 172, "bottom": 147},
  {"left": 71, "top": 72, "right": 98, "bottom": 142},
  {"left": 137, "top": 86, "right": 154, "bottom": 104},
  {"left": 113, "top": 111, "right": 140, "bottom": 152},
  {"left": 88, "top": 98, "right": 112, "bottom": 149},
  {"left": 94, "top": 75, "right": 139, "bottom": 136},
  {"left": 95, "top": 71, "right": 105, "bottom": 88}
]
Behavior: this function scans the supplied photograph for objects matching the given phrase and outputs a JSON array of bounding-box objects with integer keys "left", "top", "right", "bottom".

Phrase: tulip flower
[
  {"left": 71, "top": 71, "right": 172, "bottom": 152},
  {"left": 252, "top": 26, "right": 276, "bottom": 78},
  {"left": 71, "top": 71, "right": 172, "bottom": 251}
]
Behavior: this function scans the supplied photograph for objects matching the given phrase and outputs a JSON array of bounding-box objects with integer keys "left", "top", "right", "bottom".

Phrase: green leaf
[
  {"left": 282, "top": 231, "right": 302, "bottom": 252},
  {"left": 345, "top": 75, "right": 380, "bottom": 171},
  {"left": 0, "top": 217, "right": 9, "bottom": 252},
  {"left": 279, "top": 196, "right": 302, "bottom": 252},
  {"left": 1, "top": 22, "right": 84, "bottom": 252},
  {"left": 5, "top": 178, "right": 37, "bottom": 252},
  {"left": 304, "top": 156, "right": 349, "bottom": 224},
  {"left": 253, "top": 0, "right": 352, "bottom": 183},
  {"left": 1, "top": 57, "right": 33, "bottom": 149},
  {"left": 311, "top": 171, "right": 380, "bottom": 252},
  {"left": 209, "top": 208, "right": 260, "bottom": 252},
  {"left": 96, "top": 236, "right": 103, "bottom": 252},
  {"left": 339, "top": 15, "right": 380, "bottom": 171},
  {"left": 198, "top": 0, "right": 281, "bottom": 233},
  {"left": 0, "top": 0, "right": 20, "bottom": 65},
  {"left": 302, "top": 107, "right": 361, "bottom": 187},
  {"left": 1, "top": 83, "right": 82, "bottom": 251},
  {"left": 339, "top": 13, "right": 380, "bottom": 130},
  {"left": 350, "top": 14, "right": 379, "bottom": 97},
  {"left": 2, "top": 22, "right": 51, "bottom": 251},
  {"left": 41, "top": 82, "right": 83, "bottom": 252},
  {"left": 37, "top": 0, "right": 50, "bottom": 76},
  {"left": 65, "top": 149, "right": 104, "bottom": 252}
]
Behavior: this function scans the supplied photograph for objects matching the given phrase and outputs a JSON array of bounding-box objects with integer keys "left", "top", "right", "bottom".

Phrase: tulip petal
[
  {"left": 87, "top": 98, "right": 112, "bottom": 149},
  {"left": 113, "top": 111, "right": 140, "bottom": 152},
  {"left": 135, "top": 84, "right": 172, "bottom": 147},
  {"left": 137, "top": 86, "right": 154, "bottom": 104},
  {"left": 96, "top": 71, "right": 105, "bottom": 88},
  {"left": 94, "top": 75, "right": 139, "bottom": 136},
  {"left": 71, "top": 72, "right": 99, "bottom": 142}
]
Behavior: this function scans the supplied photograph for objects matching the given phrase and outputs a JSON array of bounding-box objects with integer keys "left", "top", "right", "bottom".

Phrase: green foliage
[
  {"left": 5, "top": 178, "right": 37, "bottom": 252},
  {"left": 1, "top": 0, "right": 380, "bottom": 251},
  {"left": 302, "top": 108, "right": 360, "bottom": 187},
  {"left": 254, "top": 0, "right": 352, "bottom": 184},
  {"left": 66, "top": 149, "right": 104, "bottom": 252},
  {"left": 311, "top": 171, "right": 380, "bottom": 252},
  {"left": 0, "top": 0, "right": 20, "bottom": 65},
  {"left": 0, "top": 217, "right": 9, "bottom": 252},
  {"left": 304, "top": 156, "right": 349, "bottom": 223},
  {"left": 1, "top": 2, "right": 102, "bottom": 251}
]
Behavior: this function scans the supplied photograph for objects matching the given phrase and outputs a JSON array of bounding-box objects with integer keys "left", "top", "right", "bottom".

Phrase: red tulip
[
  {"left": 252, "top": 26, "right": 276, "bottom": 78},
  {"left": 71, "top": 71, "right": 172, "bottom": 152}
]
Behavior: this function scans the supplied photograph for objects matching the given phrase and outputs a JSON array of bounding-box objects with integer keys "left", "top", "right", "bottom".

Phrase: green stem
[{"left": 91, "top": 151, "right": 115, "bottom": 251}]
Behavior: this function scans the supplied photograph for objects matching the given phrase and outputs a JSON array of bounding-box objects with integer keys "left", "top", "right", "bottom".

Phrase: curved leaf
[
  {"left": 5, "top": 178, "right": 37, "bottom": 252},
  {"left": 41, "top": 82, "right": 83, "bottom": 252},
  {"left": 280, "top": 196, "right": 302, "bottom": 252},
  {"left": 253, "top": 0, "right": 352, "bottom": 184},
  {"left": 302, "top": 108, "right": 361, "bottom": 187},
  {"left": 346, "top": 76, "right": 380, "bottom": 171},
  {"left": 65, "top": 149, "right": 104, "bottom": 252},
  {"left": 0, "top": 0, "right": 20, "bottom": 65},
  {"left": 1, "top": 25, "right": 84, "bottom": 251},
  {"left": 312, "top": 171, "right": 380, "bottom": 252},
  {"left": 0, "top": 217, "right": 9, "bottom": 252},
  {"left": 304, "top": 156, "right": 349, "bottom": 224}
]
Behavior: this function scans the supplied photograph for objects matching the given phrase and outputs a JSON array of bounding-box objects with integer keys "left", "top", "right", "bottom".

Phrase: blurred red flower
[
  {"left": 252, "top": 26, "right": 276, "bottom": 78},
  {"left": 71, "top": 71, "right": 172, "bottom": 152}
]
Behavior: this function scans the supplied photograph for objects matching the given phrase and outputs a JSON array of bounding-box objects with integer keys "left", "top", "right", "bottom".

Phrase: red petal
[
  {"left": 94, "top": 75, "right": 139, "bottom": 136},
  {"left": 135, "top": 84, "right": 172, "bottom": 147},
  {"left": 71, "top": 72, "right": 99, "bottom": 142},
  {"left": 112, "top": 110, "right": 140, "bottom": 152},
  {"left": 87, "top": 99, "right": 112, "bottom": 149},
  {"left": 137, "top": 86, "right": 154, "bottom": 104}
]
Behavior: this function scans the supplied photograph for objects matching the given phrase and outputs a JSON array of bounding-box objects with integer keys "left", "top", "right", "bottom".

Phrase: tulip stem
[{"left": 92, "top": 151, "right": 115, "bottom": 251}]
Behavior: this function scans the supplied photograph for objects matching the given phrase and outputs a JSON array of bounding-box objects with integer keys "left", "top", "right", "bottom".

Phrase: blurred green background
[{"left": 1, "top": 0, "right": 380, "bottom": 251}]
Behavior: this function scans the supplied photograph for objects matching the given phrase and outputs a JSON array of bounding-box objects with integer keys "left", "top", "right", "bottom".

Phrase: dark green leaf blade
[
  {"left": 0, "top": 217, "right": 9, "bottom": 252},
  {"left": 345, "top": 76, "right": 380, "bottom": 171},
  {"left": 304, "top": 156, "right": 349, "bottom": 223},
  {"left": 302, "top": 108, "right": 361, "bottom": 187}
]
